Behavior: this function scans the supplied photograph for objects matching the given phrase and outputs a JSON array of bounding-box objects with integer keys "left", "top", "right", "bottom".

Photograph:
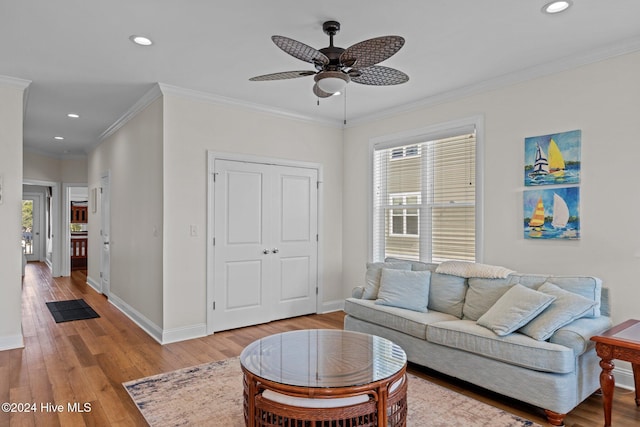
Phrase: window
[
  {"left": 389, "top": 193, "right": 420, "bottom": 236},
  {"left": 372, "top": 122, "right": 479, "bottom": 263}
]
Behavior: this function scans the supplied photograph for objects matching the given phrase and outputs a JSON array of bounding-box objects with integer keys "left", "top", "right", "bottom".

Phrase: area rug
[
  {"left": 124, "top": 357, "right": 540, "bottom": 427},
  {"left": 45, "top": 298, "right": 100, "bottom": 323}
]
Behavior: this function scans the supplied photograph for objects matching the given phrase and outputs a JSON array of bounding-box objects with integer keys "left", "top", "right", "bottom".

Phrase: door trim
[{"left": 206, "top": 151, "right": 324, "bottom": 335}]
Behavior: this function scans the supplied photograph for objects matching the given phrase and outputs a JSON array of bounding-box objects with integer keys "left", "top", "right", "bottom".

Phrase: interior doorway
[{"left": 22, "top": 194, "right": 43, "bottom": 262}]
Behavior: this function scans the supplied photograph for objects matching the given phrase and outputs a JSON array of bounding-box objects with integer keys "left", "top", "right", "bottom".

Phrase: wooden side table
[{"left": 591, "top": 319, "right": 640, "bottom": 427}]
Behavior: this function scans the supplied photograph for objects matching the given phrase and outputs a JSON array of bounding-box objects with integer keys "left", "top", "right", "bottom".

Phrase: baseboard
[
  {"left": 86, "top": 276, "right": 101, "bottom": 293},
  {"left": 107, "top": 293, "right": 163, "bottom": 344},
  {"left": 162, "top": 324, "right": 207, "bottom": 344},
  {"left": 0, "top": 333, "right": 24, "bottom": 351},
  {"left": 614, "top": 366, "right": 636, "bottom": 391},
  {"left": 320, "top": 299, "right": 345, "bottom": 314}
]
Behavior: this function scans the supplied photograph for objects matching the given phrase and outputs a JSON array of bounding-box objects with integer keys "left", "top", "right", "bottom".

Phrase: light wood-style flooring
[{"left": 1, "top": 262, "right": 638, "bottom": 426}]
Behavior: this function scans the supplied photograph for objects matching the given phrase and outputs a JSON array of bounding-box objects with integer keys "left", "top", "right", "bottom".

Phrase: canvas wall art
[
  {"left": 524, "top": 129, "right": 581, "bottom": 186},
  {"left": 524, "top": 186, "right": 580, "bottom": 239}
]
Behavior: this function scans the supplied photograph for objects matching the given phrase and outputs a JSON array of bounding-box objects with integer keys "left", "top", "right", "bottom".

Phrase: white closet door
[
  {"left": 270, "top": 166, "right": 318, "bottom": 320},
  {"left": 212, "top": 159, "right": 318, "bottom": 332}
]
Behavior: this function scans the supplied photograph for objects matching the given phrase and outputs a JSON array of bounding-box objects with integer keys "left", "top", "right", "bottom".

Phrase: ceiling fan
[{"left": 249, "top": 21, "right": 409, "bottom": 98}]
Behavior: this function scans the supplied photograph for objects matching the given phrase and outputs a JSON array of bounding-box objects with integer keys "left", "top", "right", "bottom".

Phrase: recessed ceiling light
[
  {"left": 129, "top": 35, "right": 153, "bottom": 46},
  {"left": 67, "top": 113, "right": 80, "bottom": 118},
  {"left": 54, "top": 136, "right": 64, "bottom": 140},
  {"left": 542, "top": 1, "right": 572, "bottom": 14}
]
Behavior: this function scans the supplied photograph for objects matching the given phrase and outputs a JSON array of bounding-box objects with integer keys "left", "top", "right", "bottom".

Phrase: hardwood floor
[{"left": 1, "top": 262, "right": 638, "bottom": 426}]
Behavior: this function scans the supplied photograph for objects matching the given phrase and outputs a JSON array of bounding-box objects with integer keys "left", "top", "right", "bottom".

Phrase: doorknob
[{"left": 271, "top": 248, "right": 279, "bottom": 254}]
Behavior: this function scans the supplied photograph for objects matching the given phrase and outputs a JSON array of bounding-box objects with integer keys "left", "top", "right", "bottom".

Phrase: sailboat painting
[
  {"left": 525, "top": 130, "right": 581, "bottom": 186},
  {"left": 524, "top": 187, "right": 580, "bottom": 239}
]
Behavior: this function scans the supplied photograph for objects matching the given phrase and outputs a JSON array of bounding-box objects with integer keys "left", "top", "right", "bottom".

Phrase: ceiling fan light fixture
[
  {"left": 315, "top": 71, "right": 349, "bottom": 94},
  {"left": 542, "top": 1, "right": 572, "bottom": 14}
]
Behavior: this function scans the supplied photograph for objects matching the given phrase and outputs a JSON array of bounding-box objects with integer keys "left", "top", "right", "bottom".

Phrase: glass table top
[{"left": 240, "top": 329, "right": 407, "bottom": 388}]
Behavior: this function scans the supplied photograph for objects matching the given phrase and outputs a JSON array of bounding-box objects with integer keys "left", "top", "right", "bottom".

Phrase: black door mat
[{"left": 46, "top": 299, "right": 100, "bottom": 323}]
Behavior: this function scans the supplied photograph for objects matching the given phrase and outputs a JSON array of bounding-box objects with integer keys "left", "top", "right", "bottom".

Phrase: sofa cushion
[
  {"left": 363, "top": 262, "right": 412, "bottom": 299},
  {"left": 427, "top": 320, "right": 576, "bottom": 373},
  {"left": 344, "top": 298, "right": 458, "bottom": 340},
  {"left": 462, "top": 277, "right": 513, "bottom": 321},
  {"left": 427, "top": 273, "right": 467, "bottom": 318},
  {"left": 477, "top": 284, "right": 556, "bottom": 336},
  {"left": 375, "top": 269, "right": 431, "bottom": 312},
  {"left": 520, "top": 282, "right": 598, "bottom": 341}
]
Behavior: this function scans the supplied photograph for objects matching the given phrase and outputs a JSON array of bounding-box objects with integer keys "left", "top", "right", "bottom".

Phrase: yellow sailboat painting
[
  {"left": 524, "top": 187, "right": 580, "bottom": 240},
  {"left": 525, "top": 130, "right": 580, "bottom": 186}
]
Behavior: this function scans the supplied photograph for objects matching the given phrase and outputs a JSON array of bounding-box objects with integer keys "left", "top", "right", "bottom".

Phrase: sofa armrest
[
  {"left": 549, "top": 316, "right": 613, "bottom": 355},
  {"left": 352, "top": 286, "right": 365, "bottom": 299}
]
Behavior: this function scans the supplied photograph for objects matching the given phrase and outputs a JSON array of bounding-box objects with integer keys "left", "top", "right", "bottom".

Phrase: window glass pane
[
  {"left": 392, "top": 216, "right": 404, "bottom": 234},
  {"left": 406, "top": 216, "right": 419, "bottom": 235}
]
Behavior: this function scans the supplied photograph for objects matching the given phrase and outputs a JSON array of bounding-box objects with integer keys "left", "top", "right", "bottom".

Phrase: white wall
[
  {"left": 24, "top": 150, "right": 88, "bottom": 183},
  {"left": 0, "top": 79, "right": 29, "bottom": 350},
  {"left": 161, "top": 90, "right": 344, "bottom": 333},
  {"left": 88, "top": 97, "right": 164, "bottom": 330},
  {"left": 343, "top": 51, "right": 640, "bottom": 327}
]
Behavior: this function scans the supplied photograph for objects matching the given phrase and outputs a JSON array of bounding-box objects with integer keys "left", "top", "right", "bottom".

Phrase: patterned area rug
[{"left": 124, "top": 357, "right": 540, "bottom": 426}]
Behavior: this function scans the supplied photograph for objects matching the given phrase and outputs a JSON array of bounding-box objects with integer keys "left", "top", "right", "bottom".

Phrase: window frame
[{"left": 368, "top": 116, "right": 484, "bottom": 263}]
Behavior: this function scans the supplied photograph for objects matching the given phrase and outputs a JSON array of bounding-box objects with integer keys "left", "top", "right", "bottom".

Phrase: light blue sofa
[{"left": 343, "top": 260, "right": 612, "bottom": 426}]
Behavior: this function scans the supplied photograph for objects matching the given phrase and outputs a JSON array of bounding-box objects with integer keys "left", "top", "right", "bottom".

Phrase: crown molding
[
  {"left": 347, "top": 36, "right": 640, "bottom": 127},
  {"left": 158, "top": 83, "right": 341, "bottom": 129},
  {"left": 0, "top": 75, "right": 31, "bottom": 90},
  {"left": 98, "top": 84, "right": 163, "bottom": 142}
]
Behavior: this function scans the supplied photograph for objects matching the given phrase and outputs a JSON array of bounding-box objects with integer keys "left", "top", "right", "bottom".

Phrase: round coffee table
[{"left": 240, "top": 329, "right": 407, "bottom": 427}]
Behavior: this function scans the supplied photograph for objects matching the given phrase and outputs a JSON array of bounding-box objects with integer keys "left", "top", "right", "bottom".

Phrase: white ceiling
[{"left": 3, "top": 0, "right": 640, "bottom": 159}]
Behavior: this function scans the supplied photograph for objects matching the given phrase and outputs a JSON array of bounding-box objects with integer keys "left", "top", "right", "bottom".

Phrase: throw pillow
[
  {"left": 435, "top": 261, "right": 515, "bottom": 279},
  {"left": 476, "top": 284, "right": 556, "bottom": 336},
  {"left": 519, "top": 281, "right": 598, "bottom": 341},
  {"left": 362, "top": 262, "right": 412, "bottom": 299},
  {"left": 540, "top": 276, "right": 602, "bottom": 317},
  {"left": 375, "top": 269, "right": 431, "bottom": 312}
]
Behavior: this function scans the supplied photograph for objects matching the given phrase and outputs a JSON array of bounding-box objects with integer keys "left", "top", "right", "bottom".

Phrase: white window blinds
[{"left": 373, "top": 130, "right": 476, "bottom": 263}]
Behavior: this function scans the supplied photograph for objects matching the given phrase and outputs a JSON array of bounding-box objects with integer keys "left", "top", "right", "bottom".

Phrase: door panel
[
  {"left": 281, "top": 175, "right": 311, "bottom": 242},
  {"left": 280, "top": 256, "right": 311, "bottom": 301},
  {"left": 227, "top": 171, "right": 263, "bottom": 244},
  {"left": 226, "top": 260, "right": 263, "bottom": 309}
]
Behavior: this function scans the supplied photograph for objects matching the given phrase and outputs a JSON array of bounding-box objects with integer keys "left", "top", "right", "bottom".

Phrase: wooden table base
[{"left": 592, "top": 319, "right": 640, "bottom": 427}]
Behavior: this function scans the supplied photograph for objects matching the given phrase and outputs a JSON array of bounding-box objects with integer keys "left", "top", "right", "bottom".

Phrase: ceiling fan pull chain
[{"left": 343, "top": 87, "right": 347, "bottom": 125}]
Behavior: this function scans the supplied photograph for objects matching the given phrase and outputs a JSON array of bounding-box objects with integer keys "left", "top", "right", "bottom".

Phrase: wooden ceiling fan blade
[
  {"left": 350, "top": 66, "right": 409, "bottom": 86},
  {"left": 249, "top": 70, "right": 316, "bottom": 81},
  {"left": 313, "top": 83, "right": 334, "bottom": 98},
  {"left": 340, "top": 36, "right": 405, "bottom": 69},
  {"left": 272, "top": 36, "right": 330, "bottom": 65}
]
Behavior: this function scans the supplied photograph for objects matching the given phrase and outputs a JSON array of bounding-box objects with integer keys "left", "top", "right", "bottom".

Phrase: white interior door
[
  {"left": 271, "top": 166, "right": 318, "bottom": 320},
  {"left": 212, "top": 159, "right": 318, "bottom": 332},
  {"left": 100, "top": 173, "right": 111, "bottom": 297}
]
